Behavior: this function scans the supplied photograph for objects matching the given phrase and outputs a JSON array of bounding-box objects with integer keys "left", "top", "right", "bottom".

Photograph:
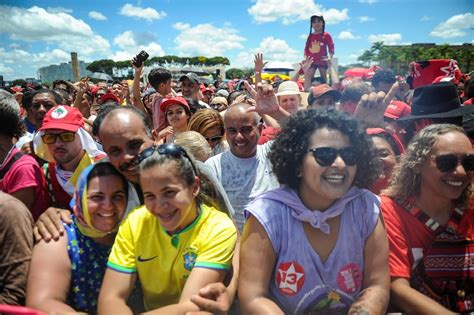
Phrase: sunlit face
[
  {"left": 203, "top": 126, "right": 223, "bottom": 149},
  {"left": 224, "top": 109, "right": 260, "bottom": 158},
  {"left": 112, "top": 84, "right": 123, "bottom": 99},
  {"left": 159, "top": 80, "right": 172, "bottom": 95},
  {"left": 87, "top": 175, "right": 127, "bottom": 232},
  {"left": 299, "top": 127, "right": 357, "bottom": 210},
  {"left": 30, "top": 93, "right": 57, "bottom": 127},
  {"left": 180, "top": 78, "right": 198, "bottom": 98},
  {"left": 45, "top": 129, "right": 84, "bottom": 166},
  {"left": 141, "top": 161, "right": 200, "bottom": 233},
  {"left": 419, "top": 131, "right": 473, "bottom": 202},
  {"left": 278, "top": 94, "right": 301, "bottom": 114},
  {"left": 371, "top": 136, "right": 397, "bottom": 191},
  {"left": 166, "top": 104, "right": 189, "bottom": 130},
  {"left": 99, "top": 111, "right": 153, "bottom": 184}
]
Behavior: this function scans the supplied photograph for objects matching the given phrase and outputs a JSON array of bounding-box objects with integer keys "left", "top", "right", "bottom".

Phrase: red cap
[
  {"left": 384, "top": 100, "right": 411, "bottom": 120},
  {"left": 160, "top": 96, "right": 190, "bottom": 112},
  {"left": 39, "top": 105, "right": 84, "bottom": 132},
  {"left": 99, "top": 93, "right": 120, "bottom": 104},
  {"left": 10, "top": 86, "right": 24, "bottom": 93}
]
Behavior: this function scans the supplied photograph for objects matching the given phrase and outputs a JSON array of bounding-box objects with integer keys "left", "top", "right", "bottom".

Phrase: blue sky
[{"left": 0, "top": 0, "right": 472, "bottom": 80}]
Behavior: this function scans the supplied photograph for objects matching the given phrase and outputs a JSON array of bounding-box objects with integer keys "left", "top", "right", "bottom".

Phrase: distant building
[{"left": 38, "top": 60, "right": 93, "bottom": 83}]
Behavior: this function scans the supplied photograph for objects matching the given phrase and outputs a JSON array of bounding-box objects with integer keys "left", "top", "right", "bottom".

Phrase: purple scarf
[{"left": 248, "top": 186, "right": 368, "bottom": 234}]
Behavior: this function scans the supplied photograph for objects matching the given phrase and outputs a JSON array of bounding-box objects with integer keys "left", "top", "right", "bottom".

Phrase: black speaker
[{"left": 216, "top": 69, "right": 220, "bottom": 76}]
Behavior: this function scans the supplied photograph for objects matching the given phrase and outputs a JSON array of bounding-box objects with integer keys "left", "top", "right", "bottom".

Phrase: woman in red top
[
  {"left": 380, "top": 124, "right": 474, "bottom": 313},
  {"left": 303, "top": 15, "right": 334, "bottom": 84}
]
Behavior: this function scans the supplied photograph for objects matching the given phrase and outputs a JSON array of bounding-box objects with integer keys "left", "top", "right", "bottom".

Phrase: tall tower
[{"left": 71, "top": 52, "right": 80, "bottom": 82}]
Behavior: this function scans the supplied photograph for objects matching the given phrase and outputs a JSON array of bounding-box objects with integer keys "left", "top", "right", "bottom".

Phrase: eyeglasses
[
  {"left": 137, "top": 143, "right": 198, "bottom": 175},
  {"left": 307, "top": 147, "right": 357, "bottom": 167},
  {"left": 434, "top": 154, "right": 474, "bottom": 173},
  {"left": 41, "top": 132, "right": 76, "bottom": 144},
  {"left": 205, "top": 135, "right": 223, "bottom": 144}
]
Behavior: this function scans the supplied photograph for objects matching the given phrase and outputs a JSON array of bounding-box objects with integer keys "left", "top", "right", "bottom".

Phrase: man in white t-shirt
[{"left": 205, "top": 103, "right": 279, "bottom": 231}]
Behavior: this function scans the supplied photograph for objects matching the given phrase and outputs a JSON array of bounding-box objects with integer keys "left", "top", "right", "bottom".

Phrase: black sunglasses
[
  {"left": 308, "top": 147, "right": 357, "bottom": 167},
  {"left": 137, "top": 143, "right": 198, "bottom": 175},
  {"left": 434, "top": 154, "right": 474, "bottom": 173},
  {"left": 205, "top": 135, "right": 223, "bottom": 144}
]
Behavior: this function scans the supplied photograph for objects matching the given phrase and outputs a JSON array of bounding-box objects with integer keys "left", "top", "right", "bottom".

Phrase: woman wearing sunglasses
[
  {"left": 188, "top": 108, "right": 229, "bottom": 156},
  {"left": 99, "top": 143, "right": 237, "bottom": 314},
  {"left": 26, "top": 162, "right": 140, "bottom": 313},
  {"left": 239, "top": 108, "right": 390, "bottom": 314},
  {"left": 381, "top": 124, "right": 474, "bottom": 313}
]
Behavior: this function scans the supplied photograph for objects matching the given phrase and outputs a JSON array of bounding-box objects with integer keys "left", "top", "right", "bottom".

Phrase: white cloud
[
  {"left": 89, "top": 11, "right": 107, "bottom": 21},
  {"left": 358, "top": 16, "right": 374, "bottom": 22},
  {"left": 114, "top": 31, "right": 136, "bottom": 48},
  {"left": 0, "top": 63, "right": 14, "bottom": 75},
  {"left": 368, "top": 33, "right": 402, "bottom": 45},
  {"left": 299, "top": 33, "right": 309, "bottom": 40},
  {"left": 174, "top": 24, "right": 245, "bottom": 57},
  {"left": 338, "top": 31, "right": 360, "bottom": 40},
  {"left": 420, "top": 15, "right": 431, "bottom": 22},
  {"left": 111, "top": 31, "right": 164, "bottom": 61},
  {"left": 232, "top": 36, "right": 300, "bottom": 68},
  {"left": 247, "top": 0, "right": 349, "bottom": 25},
  {"left": 358, "top": 0, "right": 378, "bottom": 4},
  {"left": 173, "top": 22, "right": 190, "bottom": 30},
  {"left": 0, "top": 5, "right": 110, "bottom": 56},
  {"left": 430, "top": 13, "right": 474, "bottom": 39},
  {"left": 119, "top": 3, "right": 166, "bottom": 22},
  {"left": 0, "top": 47, "right": 72, "bottom": 80},
  {"left": 46, "top": 7, "right": 72, "bottom": 14}
]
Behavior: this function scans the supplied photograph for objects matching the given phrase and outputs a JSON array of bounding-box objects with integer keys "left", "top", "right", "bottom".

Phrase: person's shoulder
[
  {"left": 205, "top": 151, "right": 227, "bottom": 165},
  {"left": 0, "top": 192, "right": 33, "bottom": 223},
  {"left": 200, "top": 204, "right": 236, "bottom": 232}
]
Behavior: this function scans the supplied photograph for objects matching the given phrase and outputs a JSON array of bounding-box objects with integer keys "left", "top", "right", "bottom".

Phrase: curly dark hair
[{"left": 269, "top": 107, "right": 381, "bottom": 190}]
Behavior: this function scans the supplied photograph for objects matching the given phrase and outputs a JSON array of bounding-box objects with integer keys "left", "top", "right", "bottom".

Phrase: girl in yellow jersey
[{"left": 99, "top": 143, "right": 237, "bottom": 314}]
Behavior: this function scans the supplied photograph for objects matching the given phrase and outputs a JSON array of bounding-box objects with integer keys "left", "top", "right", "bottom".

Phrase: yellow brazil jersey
[{"left": 107, "top": 203, "right": 237, "bottom": 311}]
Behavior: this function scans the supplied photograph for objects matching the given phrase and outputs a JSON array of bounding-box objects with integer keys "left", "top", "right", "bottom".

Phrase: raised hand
[
  {"left": 301, "top": 56, "right": 314, "bottom": 74},
  {"left": 254, "top": 53, "right": 267, "bottom": 85},
  {"left": 353, "top": 91, "right": 388, "bottom": 128},
  {"left": 131, "top": 57, "right": 144, "bottom": 73},
  {"left": 244, "top": 81, "right": 279, "bottom": 115}
]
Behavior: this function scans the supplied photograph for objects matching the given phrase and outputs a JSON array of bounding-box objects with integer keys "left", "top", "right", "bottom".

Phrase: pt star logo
[
  {"left": 276, "top": 261, "right": 305, "bottom": 296},
  {"left": 440, "top": 59, "right": 459, "bottom": 78}
]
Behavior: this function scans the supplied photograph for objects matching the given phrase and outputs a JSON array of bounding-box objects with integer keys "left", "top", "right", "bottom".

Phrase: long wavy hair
[{"left": 383, "top": 124, "right": 471, "bottom": 207}]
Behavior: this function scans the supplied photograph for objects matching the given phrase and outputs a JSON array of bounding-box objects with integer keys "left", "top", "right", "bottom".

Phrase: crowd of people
[{"left": 1, "top": 14, "right": 474, "bottom": 315}]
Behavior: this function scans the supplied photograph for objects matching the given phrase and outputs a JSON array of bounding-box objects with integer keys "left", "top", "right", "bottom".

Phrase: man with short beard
[{"left": 33, "top": 105, "right": 105, "bottom": 209}]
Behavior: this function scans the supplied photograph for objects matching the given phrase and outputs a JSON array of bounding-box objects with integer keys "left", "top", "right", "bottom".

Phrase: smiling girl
[
  {"left": 99, "top": 143, "right": 237, "bottom": 314},
  {"left": 158, "top": 96, "right": 192, "bottom": 143}
]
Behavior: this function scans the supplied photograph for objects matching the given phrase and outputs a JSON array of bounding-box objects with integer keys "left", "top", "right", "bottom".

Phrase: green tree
[
  {"left": 86, "top": 59, "right": 115, "bottom": 75},
  {"left": 226, "top": 68, "right": 244, "bottom": 79}
]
